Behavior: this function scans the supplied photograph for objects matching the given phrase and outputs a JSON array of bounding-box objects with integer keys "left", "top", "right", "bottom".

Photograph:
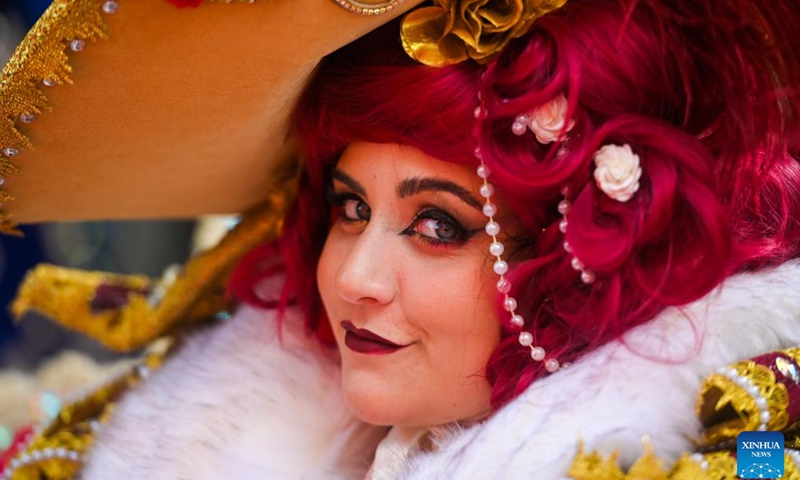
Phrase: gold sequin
[{"left": 0, "top": 0, "right": 112, "bottom": 235}]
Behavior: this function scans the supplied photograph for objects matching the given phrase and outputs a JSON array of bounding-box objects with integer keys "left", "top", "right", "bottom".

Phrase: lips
[{"left": 341, "top": 320, "right": 408, "bottom": 355}]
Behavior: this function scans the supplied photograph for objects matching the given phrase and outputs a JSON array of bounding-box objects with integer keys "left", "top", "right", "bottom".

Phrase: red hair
[{"left": 231, "top": 0, "right": 800, "bottom": 408}]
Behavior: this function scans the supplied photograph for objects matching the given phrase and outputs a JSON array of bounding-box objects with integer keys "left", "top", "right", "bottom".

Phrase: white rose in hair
[
  {"left": 593, "top": 143, "right": 642, "bottom": 202},
  {"left": 528, "top": 94, "right": 575, "bottom": 143}
]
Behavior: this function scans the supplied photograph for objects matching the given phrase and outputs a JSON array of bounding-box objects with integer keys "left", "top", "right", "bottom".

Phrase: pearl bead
[
  {"left": 518, "top": 332, "right": 533, "bottom": 346},
  {"left": 503, "top": 297, "right": 517, "bottom": 312},
  {"left": 2, "top": 147, "right": 19, "bottom": 157},
  {"left": 135, "top": 364, "right": 151, "bottom": 379},
  {"left": 558, "top": 219, "right": 568, "bottom": 233},
  {"left": 473, "top": 147, "right": 482, "bottom": 159},
  {"left": 19, "top": 113, "right": 35, "bottom": 124},
  {"left": 43, "top": 78, "right": 56, "bottom": 87},
  {"left": 580, "top": 269, "right": 596, "bottom": 284},
  {"left": 557, "top": 200, "right": 571, "bottom": 215},
  {"left": 511, "top": 314, "right": 524, "bottom": 327},
  {"left": 496, "top": 278, "right": 511, "bottom": 293},
  {"left": 515, "top": 114, "right": 529, "bottom": 124},
  {"left": 0, "top": 177, "right": 5, "bottom": 186},
  {"left": 102, "top": 0, "right": 119, "bottom": 14},
  {"left": 70, "top": 39, "right": 86, "bottom": 52},
  {"left": 570, "top": 257, "right": 584, "bottom": 270},
  {"left": 531, "top": 346, "right": 546, "bottom": 361},
  {"left": 493, "top": 260, "right": 508, "bottom": 275},
  {"left": 489, "top": 241, "right": 504, "bottom": 256},
  {"left": 562, "top": 241, "right": 572, "bottom": 252},
  {"left": 482, "top": 202, "right": 497, "bottom": 217},
  {"left": 511, "top": 121, "right": 527, "bottom": 136},
  {"left": 557, "top": 147, "right": 568, "bottom": 157},
  {"left": 485, "top": 221, "right": 500, "bottom": 236},
  {"left": 756, "top": 397, "right": 767, "bottom": 408},
  {"left": 544, "top": 358, "right": 560, "bottom": 372},
  {"left": 479, "top": 183, "right": 494, "bottom": 198},
  {"left": 760, "top": 411, "right": 771, "bottom": 423},
  {"left": 476, "top": 164, "right": 490, "bottom": 179},
  {"left": 473, "top": 106, "right": 486, "bottom": 119}
]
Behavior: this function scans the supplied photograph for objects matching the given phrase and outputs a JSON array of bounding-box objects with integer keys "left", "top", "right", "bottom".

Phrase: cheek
[{"left": 317, "top": 231, "right": 342, "bottom": 318}]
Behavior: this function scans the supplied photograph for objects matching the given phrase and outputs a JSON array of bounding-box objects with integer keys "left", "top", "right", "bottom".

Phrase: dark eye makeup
[{"left": 327, "top": 189, "right": 481, "bottom": 248}]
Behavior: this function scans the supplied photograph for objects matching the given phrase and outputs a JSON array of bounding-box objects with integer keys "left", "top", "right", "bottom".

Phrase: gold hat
[{"left": 0, "top": 0, "right": 423, "bottom": 235}]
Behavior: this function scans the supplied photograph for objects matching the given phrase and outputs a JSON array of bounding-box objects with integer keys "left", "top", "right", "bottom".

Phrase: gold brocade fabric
[
  {"left": 567, "top": 346, "right": 800, "bottom": 479},
  {"left": 569, "top": 447, "right": 800, "bottom": 480},
  {"left": 2, "top": 344, "right": 171, "bottom": 480},
  {"left": 10, "top": 157, "right": 297, "bottom": 352},
  {"left": 400, "top": 0, "right": 567, "bottom": 66},
  {"left": 697, "top": 349, "right": 800, "bottom": 447},
  {"left": 0, "top": 0, "right": 111, "bottom": 235}
]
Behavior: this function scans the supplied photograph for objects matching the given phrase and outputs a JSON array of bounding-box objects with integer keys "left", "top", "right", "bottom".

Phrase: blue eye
[
  {"left": 415, "top": 218, "right": 458, "bottom": 241},
  {"left": 403, "top": 209, "right": 475, "bottom": 248}
]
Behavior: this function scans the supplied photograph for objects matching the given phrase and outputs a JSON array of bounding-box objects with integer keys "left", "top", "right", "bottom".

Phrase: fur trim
[
  {"left": 401, "top": 261, "right": 800, "bottom": 479},
  {"left": 82, "top": 262, "right": 800, "bottom": 479},
  {"left": 83, "top": 307, "right": 386, "bottom": 480}
]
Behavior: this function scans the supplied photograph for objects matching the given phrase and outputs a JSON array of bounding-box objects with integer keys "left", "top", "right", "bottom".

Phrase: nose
[{"left": 333, "top": 226, "right": 397, "bottom": 306}]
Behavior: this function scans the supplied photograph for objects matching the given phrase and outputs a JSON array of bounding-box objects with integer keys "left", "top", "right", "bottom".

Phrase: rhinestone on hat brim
[
  {"left": 328, "top": 0, "right": 408, "bottom": 15},
  {"left": 0, "top": 0, "right": 120, "bottom": 235}
]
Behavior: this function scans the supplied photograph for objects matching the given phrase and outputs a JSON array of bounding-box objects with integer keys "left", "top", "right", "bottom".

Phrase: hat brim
[{"left": 0, "top": 0, "right": 422, "bottom": 231}]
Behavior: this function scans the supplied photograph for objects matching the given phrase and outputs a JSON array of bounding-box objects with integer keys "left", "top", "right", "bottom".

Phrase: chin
[{"left": 343, "top": 388, "right": 405, "bottom": 427}]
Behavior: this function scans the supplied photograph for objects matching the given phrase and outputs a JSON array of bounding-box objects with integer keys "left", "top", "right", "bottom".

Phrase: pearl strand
[
  {"left": 715, "top": 366, "right": 771, "bottom": 430},
  {"left": 473, "top": 151, "right": 561, "bottom": 373},
  {"left": 557, "top": 190, "right": 595, "bottom": 284}
]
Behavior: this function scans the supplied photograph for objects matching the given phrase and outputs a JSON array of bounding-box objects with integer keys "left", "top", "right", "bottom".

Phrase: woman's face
[{"left": 317, "top": 142, "right": 503, "bottom": 428}]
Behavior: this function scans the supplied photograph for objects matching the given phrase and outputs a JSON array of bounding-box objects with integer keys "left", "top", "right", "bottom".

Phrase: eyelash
[{"left": 327, "top": 191, "right": 477, "bottom": 248}]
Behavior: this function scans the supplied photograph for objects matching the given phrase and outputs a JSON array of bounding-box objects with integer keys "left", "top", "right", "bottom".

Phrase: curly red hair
[{"left": 231, "top": 0, "right": 800, "bottom": 408}]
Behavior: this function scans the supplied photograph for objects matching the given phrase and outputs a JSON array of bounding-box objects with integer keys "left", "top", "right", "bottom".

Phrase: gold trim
[
  {"left": 0, "top": 0, "right": 113, "bottom": 235},
  {"left": 697, "top": 360, "right": 789, "bottom": 446}
]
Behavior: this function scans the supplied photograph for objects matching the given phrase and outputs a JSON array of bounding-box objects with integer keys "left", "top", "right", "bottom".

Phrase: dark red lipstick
[{"left": 341, "top": 320, "right": 407, "bottom": 354}]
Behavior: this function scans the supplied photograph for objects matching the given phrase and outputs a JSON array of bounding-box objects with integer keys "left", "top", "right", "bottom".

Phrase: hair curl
[{"left": 231, "top": 0, "right": 800, "bottom": 408}]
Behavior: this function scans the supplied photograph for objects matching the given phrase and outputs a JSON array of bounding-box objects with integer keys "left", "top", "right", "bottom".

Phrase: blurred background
[{"left": 0, "top": 0, "right": 196, "bottom": 369}]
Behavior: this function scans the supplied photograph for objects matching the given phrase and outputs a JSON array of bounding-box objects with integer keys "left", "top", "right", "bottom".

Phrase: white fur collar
[
  {"left": 401, "top": 261, "right": 800, "bottom": 479},
  {"left": 83, "top": 262, "right": 800, "bottom": 479},
  {"left": 83, "top": 307, "right": 386, "bottom": 480}
]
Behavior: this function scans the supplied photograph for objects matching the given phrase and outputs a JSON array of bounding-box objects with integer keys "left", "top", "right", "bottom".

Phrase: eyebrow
[
  {"left": 331, "top": 169, "right": 367, "bottom": 196},
  {"left": 332, "top": 169, "right": 484, "bottom": 211},
  {"left": 397, "top": 177, "right": 483, "bottom": 210}
]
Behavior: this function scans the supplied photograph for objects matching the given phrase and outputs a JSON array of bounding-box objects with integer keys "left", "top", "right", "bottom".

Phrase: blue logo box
[{"left": 737, "top": 431, "right": 784, "bottom": 479}]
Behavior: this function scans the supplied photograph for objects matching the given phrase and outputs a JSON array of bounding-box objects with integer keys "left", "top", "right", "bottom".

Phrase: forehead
[{"left": 337, "top": 142, "right": 479, "bottom": 188}]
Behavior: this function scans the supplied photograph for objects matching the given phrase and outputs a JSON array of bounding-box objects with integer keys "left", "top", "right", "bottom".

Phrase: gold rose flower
[{"left": 400, "top": 0, "right": 568, "bottom": 67}]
